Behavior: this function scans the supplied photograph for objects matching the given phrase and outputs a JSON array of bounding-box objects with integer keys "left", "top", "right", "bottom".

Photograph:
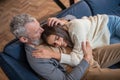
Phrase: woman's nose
[{"left": 55, "top": 41, "right": 60, "bottom": 47}]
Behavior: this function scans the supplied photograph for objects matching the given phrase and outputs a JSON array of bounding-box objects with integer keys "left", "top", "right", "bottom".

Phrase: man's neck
[
  {"left": 27, "top": 39, "right": 43, "bottom": 48},
  {"left": 28, "top": 44, "right": 36, "bottom": 48}
]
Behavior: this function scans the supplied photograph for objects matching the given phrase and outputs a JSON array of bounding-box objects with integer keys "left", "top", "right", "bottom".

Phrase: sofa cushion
[
  {"left": 110, "top": 36, "right": 120, "bottom": 44},
  {"left": 3, "top": 39, "right": 26, "bottom": 62},
  {"left": 57, "top": 0, "right": 92, "bottom": 18},
  {"left": 0, "top": 53, "right": 39, "bottom": 80},
  {"left": 85, "top": 0, "right": 120, "bottom": 16}
]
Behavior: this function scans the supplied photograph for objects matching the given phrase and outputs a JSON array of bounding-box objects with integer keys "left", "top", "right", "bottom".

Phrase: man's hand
[
  {"left": 32, "top": 48, "right": 52, "bottom": 58},
  {"left": 47, "top": 17, "right": 66, "bottom": 26},
  {"left": 32, "top": 48, "right": 61, "bottom": 60},
  {"left": 82, "top": 41, "right": 93, "bottom": 64}
]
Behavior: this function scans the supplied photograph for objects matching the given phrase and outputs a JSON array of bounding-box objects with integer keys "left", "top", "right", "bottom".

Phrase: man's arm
[
  {"left": 27, "top": 57, "right": 89, "bottom": 80},
  {"left": 28, "top": 41, "right": 92, "bottom": 80},
  {"left": 60, "top": 19, "right": 89, "bottom": 66},
  {"left": 32, "top": 47, "right": 61, "bottom": 60}
]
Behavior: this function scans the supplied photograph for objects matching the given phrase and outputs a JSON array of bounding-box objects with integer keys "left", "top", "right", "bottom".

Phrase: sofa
[{"left": 0, "top": 0, "right": 120, "bottom": 80}]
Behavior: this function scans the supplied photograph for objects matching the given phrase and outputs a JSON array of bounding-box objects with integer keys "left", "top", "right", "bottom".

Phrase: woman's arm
[
  {"left": 47, "top": 15, "right": 76, "bottom": 27},
  {"left": 60, "top": 19, "right": 89, "bottom": 66}
]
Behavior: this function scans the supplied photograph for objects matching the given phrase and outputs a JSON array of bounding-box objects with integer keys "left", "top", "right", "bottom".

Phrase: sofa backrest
[
  {"left": 85, "top": 0, "right": 120, "bottom": 16},
  {"left": 3, "top": 39, "right": 27, "bottom": 63},
  {"left": 3, "top": 0, "right": 120, "bottom": 65},
  {"left": 56, "top": 0, "right": 92, "bottom": 18}
]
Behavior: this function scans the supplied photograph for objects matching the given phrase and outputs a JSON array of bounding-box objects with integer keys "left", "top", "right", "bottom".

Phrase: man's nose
[{"left": 39, "top": 27, "right": 44, "bottom": 33}]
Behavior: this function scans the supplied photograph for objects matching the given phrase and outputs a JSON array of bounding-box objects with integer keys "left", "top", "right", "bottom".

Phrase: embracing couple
[{"left": 10, "top": 14, "right": 120, "bottom": 80}]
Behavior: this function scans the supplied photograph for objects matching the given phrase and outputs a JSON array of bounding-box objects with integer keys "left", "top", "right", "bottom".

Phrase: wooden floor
[
  {"left": 0, "top": 68, "right": 9, "bottom": 80},
  {"left": 0, "top": 0, "right": 71, "bottom": 51},
  {"left": 0, "top": 0, "right": 78, "bottom": 79}
]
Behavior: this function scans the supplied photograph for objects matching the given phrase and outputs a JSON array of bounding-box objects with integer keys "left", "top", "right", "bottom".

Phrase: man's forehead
[
  {"left": 25, "top": 19, "right": 38, "bottom": 29},
  {"left": 24, "top": 22, "right": 37, "bottom": 34}
]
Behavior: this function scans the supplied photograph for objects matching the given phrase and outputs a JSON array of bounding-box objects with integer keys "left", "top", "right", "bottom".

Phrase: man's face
[{"left": 25, "top": 19, "right": 44, "bottom": 45}]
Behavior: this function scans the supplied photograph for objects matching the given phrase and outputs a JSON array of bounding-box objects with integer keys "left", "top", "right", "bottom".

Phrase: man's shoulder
[
  {"left": 25, "top": 42, "right": 71, "bottom": 55},
  {"left": 36, "top": 43, "right": 61, "bottom": 53}
]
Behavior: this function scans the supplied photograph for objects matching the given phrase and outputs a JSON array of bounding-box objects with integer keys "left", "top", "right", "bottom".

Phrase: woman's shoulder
[{"left": 67, "top": 19, "right": 88, "bottom": 32}]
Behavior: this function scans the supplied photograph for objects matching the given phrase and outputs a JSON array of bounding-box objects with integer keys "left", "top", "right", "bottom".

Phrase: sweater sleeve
[{"left": 60, "top": 19, "right": 89, "bottom": 66}]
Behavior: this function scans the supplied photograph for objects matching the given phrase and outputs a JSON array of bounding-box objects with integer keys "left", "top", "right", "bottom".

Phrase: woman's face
[{"left": 47, "top": 34, "right": 67, "bottom": 47}]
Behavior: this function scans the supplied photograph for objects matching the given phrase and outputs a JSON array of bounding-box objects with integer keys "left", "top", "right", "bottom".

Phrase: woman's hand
[
  {"left": 82, "top": 41, "right": 93, "bottom": 64},
  {"left": 47, "top": 17, "right": 66, "bottom": 26}
]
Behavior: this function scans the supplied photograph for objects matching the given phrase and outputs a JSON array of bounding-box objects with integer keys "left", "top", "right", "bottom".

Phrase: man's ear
[{"left": 19, "top": 37, "right": 28, "bottom": 43}]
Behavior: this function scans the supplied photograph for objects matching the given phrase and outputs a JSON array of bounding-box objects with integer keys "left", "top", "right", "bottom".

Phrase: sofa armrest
[{"left": 0, "top": 53, "right": 40, "bottom": 80}]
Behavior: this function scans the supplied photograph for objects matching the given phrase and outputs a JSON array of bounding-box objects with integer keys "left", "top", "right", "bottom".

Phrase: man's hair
[{"left": 10, "top": 14, "right": 35, "bottom": 38}]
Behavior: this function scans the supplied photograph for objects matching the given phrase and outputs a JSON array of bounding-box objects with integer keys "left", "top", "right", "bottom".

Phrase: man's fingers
[
  {"left": 86, "top": 40, "right": 91, "bottom": 47},
  {"left": 82, "top": 42, "right": 86, "bottom": 52},
  {"left": 32, "top": 53, "right": 42, "bottom": 58},
  {"left": 32, "top": 49, "right": 42, "bottom": 53},
  {"left": 32, "top": 53, "right": 38, "bottom": 56}
]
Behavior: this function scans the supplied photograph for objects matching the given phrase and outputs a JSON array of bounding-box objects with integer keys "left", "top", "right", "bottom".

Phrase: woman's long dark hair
[{"left": 41, "top": 24, "right": 73, "bottom": 48}]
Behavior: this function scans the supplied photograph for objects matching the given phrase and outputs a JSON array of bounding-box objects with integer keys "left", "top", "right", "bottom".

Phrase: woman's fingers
[
  {"left": 55, "top": 20, "right": 60, "bottom": 26},
  {"left": 47, "top": 17, "right": 63, "bottom": 26},
  {"left": 48, "top": 17, "right": 57, "bottom": 26}
]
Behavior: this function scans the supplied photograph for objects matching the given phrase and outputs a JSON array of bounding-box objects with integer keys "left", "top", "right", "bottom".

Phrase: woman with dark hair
[
  {"left": 33, "top": 14, "right": 120, "bottom": 67},
  {"left": 41, "top": 24, "right": 73, "bottom": 48},
  {"left": 31, "top": 14, "right": 120, "bottom": 80}
]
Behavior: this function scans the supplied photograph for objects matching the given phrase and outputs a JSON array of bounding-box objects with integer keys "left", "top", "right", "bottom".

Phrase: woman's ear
[{"left": 19, "top": 37, "right": 28, "bottom": 43}]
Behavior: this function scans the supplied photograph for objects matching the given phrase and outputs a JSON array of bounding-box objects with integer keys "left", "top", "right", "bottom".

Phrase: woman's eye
[{"left": 56, "top": 36, "right": 59, "bottom": 40}]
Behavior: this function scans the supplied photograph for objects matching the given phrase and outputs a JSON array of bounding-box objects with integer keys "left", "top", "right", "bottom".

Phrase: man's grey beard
[
  {"left": 31, "top": 39, "right": 40, "bottom": 46},
  {"left": 30, "top": 38, "right": 43, "bottom": 46},
  {"left": 29, "top": 38, "right": 43, "bottom": 46}
]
